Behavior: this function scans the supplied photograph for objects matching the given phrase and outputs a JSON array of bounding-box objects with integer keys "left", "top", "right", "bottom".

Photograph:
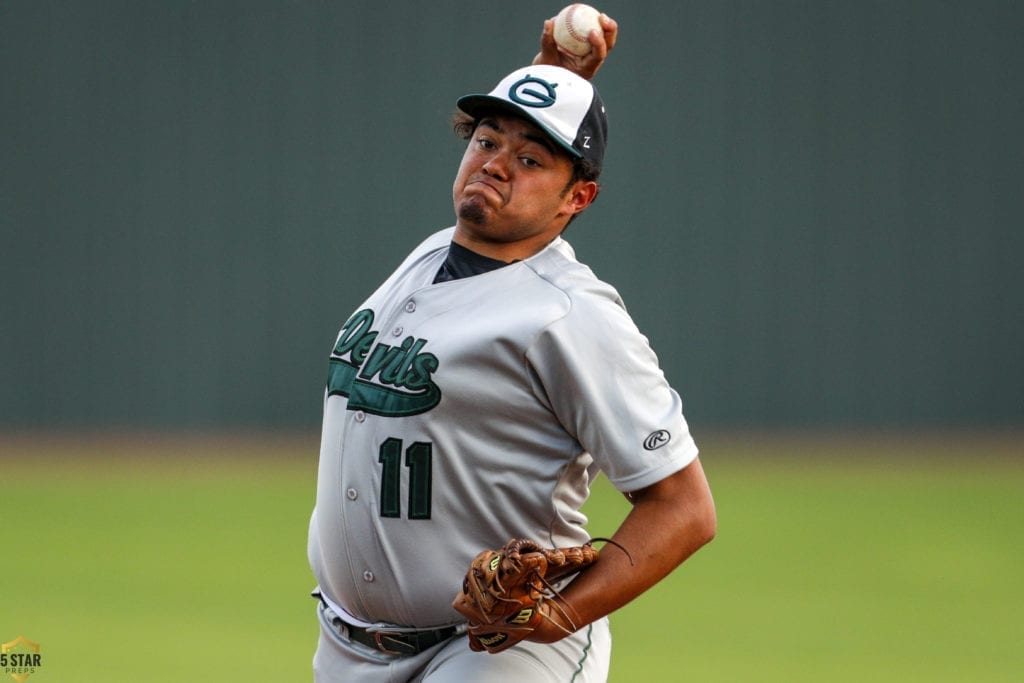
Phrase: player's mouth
[{"left": 466, "top": 178, "right": 506, "bottom": 204}]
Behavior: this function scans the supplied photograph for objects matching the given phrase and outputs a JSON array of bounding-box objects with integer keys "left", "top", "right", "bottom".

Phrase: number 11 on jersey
[{"left": 378, "top": 437, "right": 432, "bottom": 520}]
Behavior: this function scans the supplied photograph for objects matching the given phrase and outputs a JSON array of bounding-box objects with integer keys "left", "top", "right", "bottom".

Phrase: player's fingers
[
  {"left": 586, "top": 28, "right": 608, "bottom": 62},
  {"left": 578, "top": 13, "right": 616, "bottom": 76},
  {"left": 599, "top": 13, "right": 618, "bottom": 51},
  {"left": 586, "top": 14, "right": 616, "bottom": 55},
  {"left": 540, "top": 17, "right": 556, "bottom": 46},
  {"left": 575, "top": 35, "right": 610, "bottom": 78},
  {"left": 532, "top": 18, "right": 561, "bottom": 67}
]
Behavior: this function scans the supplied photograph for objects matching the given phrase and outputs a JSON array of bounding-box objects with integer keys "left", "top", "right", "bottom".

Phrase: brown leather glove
[{"left": 452, "top": 538, "right": 600, "bottom": 654}]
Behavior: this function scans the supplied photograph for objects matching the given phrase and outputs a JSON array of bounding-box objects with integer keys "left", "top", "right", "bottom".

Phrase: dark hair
[{"left": 451, "top": 110, "right": 601, "bottom": 221}]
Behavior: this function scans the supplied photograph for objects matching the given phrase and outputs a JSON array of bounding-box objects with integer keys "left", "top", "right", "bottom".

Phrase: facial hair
[{"left": 456, "top": 195, "right": 487, "bottom": 224}]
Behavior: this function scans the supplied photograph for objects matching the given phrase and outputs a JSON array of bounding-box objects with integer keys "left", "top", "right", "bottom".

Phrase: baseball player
[{"left": 307, "top": 14, "right": 716, "bottom": 682}]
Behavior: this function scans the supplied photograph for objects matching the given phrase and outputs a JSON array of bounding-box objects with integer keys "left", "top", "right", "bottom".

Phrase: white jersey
[{"left": 308, "top": 227, "right": 698, "bottom": 629}]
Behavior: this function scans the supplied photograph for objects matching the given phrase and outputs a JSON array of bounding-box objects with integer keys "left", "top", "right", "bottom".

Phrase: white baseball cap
[{"left": 457, "top": 65, "right": 608, "bottom": 171}]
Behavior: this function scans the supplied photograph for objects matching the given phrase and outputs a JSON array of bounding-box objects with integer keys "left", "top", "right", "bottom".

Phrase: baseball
[{"left": 553, "top": 4, "right": 602, "bottom": 57}]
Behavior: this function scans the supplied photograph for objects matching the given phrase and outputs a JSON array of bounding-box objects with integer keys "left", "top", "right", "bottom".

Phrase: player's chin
[{"left": 456, "top": 195, "right": 490, "bottom": 225}]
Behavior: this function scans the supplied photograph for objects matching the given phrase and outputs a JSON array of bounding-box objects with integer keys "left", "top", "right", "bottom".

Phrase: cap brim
[{"left": 456, "top": 94, "right": 583, "bottom": 159}]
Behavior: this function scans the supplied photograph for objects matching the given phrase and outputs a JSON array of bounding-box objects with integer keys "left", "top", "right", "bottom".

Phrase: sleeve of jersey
[{"left": 524, "top": 291, "right": 699, "bottom": 493}]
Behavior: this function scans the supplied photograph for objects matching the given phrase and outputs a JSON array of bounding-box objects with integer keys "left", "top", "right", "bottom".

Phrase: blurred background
[
  {"left": 3, "top": 0, "right": 1021, "bottom": 432},
  {"left": 2, "top": 1, "right": 1022, "bottom": 681}
]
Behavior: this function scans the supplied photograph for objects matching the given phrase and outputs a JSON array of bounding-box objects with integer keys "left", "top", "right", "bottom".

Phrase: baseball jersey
[{"left": 307, "top": 226, "right": 698, "bottom": 629}]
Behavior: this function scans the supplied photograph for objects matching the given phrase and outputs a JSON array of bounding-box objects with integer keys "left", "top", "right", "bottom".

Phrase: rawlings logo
[
  {"left": 327, "top": 309, "right": 441, "bottom": 417},
  {"left": 643, "top": 430, "right": 671, "bottom": 451}
]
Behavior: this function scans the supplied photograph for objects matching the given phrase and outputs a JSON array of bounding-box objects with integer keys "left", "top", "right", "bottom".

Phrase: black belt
[{"left": 314, "top": 591, "right": 461, "bottom": 656}]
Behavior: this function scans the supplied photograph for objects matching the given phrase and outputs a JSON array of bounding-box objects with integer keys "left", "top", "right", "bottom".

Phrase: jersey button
[
  {"left": 404, "top": 301, "right": 416, "bottom": 313},
  {"left": 392, "top": 326, "right": 403, "bottom": 337},
  {"left": 346, "top": 488, "right": 358, "bottom": 501},
  {"left": 362, "top": 571, "right": 375, "bottom": 583},
  {"left": 354, "top": 411, "right": 366, "bottom": 423}
]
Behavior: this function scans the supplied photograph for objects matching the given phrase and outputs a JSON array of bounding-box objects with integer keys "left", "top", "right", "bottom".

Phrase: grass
[{"left": 1, "top": 431, "right": 1021, "bottom": 681}]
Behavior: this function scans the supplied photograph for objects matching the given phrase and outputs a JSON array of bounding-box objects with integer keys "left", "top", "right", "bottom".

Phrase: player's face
[{"left": 451, "top": 115, "right": 597, "bottom": 261}]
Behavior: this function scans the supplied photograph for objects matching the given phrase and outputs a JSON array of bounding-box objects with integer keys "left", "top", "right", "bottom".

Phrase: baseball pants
[{"left": 313, "top": 602, "right": 611, "bottom": 682}]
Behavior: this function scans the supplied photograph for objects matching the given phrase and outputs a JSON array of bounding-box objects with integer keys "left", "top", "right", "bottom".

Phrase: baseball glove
[{"left": 452, "top": 538, "right": 600, "bottom": 654}]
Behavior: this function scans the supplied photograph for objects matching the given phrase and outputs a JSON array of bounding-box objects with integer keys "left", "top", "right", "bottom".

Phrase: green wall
[{"left": 3, "top": 1, "right": 1021, "bottom": 429}]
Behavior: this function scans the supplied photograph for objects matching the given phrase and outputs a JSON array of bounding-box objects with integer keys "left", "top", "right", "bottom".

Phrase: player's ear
[{"left": 564, "top": 180, "right": 599, "bottom": 216}]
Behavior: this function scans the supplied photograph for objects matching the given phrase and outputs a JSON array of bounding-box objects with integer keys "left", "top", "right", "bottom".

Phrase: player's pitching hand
[{"left": 532, "top": 12, "right": 618, "bottom": 80}]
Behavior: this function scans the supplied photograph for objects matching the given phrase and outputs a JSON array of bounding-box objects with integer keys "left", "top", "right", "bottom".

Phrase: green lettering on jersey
[{"left": 326, "top": 309, "right": 441, "bottom": 416}]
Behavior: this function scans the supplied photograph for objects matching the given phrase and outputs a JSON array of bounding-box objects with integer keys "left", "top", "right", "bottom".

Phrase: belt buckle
[{"left": 373, "top": 630, "right": 418, "bottom": 656}]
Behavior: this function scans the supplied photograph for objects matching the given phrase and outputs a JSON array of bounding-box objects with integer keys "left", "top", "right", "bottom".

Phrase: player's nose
[{"left": 481, "top": 154, "right": 510, "bottom": 180}]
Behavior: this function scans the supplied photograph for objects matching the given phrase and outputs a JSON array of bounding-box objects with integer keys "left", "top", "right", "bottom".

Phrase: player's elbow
[
  {"left": 695, "top": 498, "right": 717, "bottom": 548},
  {"left": 675, "top": 458, "right": 716, "bottom": 548},
  {"left": 668, "top": 498, "right": 717, "bottom": 559},
  {"left": 668, "top": 496, "right": 716, "bottom": 567},
  {"left": 686, "top": 488, "right": 717, "bottom": 550},
  {"left": 689, "top": 466, "right": 717, "bottom": 548}
]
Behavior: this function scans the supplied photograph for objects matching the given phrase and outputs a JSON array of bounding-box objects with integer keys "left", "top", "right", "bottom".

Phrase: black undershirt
[{"left": 433, "top": 241, "right": 514, "bottom": 283}]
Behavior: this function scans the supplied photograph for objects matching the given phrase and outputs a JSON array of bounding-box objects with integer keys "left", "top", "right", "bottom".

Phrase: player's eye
[
  {"left": 477, "top": 137, "right": 497, "bottom": 151},
  {"left": 520, "top": 156, "right": 541, "bottom": 168}
]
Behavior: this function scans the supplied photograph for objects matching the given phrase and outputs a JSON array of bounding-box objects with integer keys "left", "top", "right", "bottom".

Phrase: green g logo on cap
[{"left": 508, "top": 75, "right": 558, "bottom": 108}]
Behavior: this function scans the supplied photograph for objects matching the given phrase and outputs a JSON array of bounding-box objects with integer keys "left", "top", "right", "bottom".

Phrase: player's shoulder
[
  {"left": 410, "top": 227, "right": 456, "bottom": 259},
  {"left": 523, "top": 237, "right": 650, "bottom": 360},
  {"left": 524, "top": 236, "right": 625, "bottom": 310},
  {"left": 383, "top": 227, "right": 454, "bottom": 277}
]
